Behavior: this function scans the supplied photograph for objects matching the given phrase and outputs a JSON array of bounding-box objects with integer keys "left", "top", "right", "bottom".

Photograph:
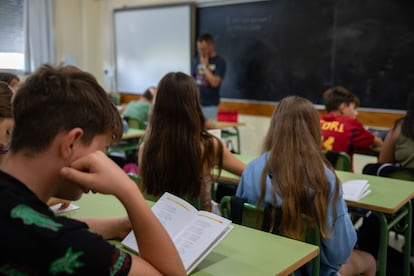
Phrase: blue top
[
  {"left": 236, "top": 152, "right": 356, "bottom": 275},
  {"left": 192, "top": 55, "right": 226, "bottom": 106}
]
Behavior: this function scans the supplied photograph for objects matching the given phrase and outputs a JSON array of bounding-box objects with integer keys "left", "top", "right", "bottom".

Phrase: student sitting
[
  {"left": 0, "top": 64, "right": 185, "bottom": 275},
  {"left": 139, "top": 72, "right": 245, "bottom": 212},
  {"left": 0, "top": 82, "right": 13, "bottom": 163},
  {"left": 357, "top": 93, "right": 414, "bottom": 264},
  {"left": 236, "top": 96, "right": 376, "bottom": 275},
  {"left": 0, "top": 72, "right": 20, "bottom": 93},
  {"left": 320, "top": 86, "right": 383, "bottom": 170},
  {"left": 379, "top": 92, "right": 414, "bottom": 168},
  {"left": 122, "top": 86, "right": 156, "bottom": 129}
]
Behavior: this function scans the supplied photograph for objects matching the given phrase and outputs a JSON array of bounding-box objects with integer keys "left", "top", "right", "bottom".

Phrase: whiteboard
[{"left": 114, "top": 4, "right": 195, "bottom": 94}]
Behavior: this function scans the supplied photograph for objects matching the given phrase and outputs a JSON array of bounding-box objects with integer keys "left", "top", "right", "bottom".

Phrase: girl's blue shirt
[{"left": 236, "top": 152, "right": 357, "bottom": 275}]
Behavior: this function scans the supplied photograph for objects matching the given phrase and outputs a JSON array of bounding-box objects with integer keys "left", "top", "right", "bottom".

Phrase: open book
[
  {"left": 122, "top": 192, "right": 233, "bottom": 274},
  {"left": 342, "top": 179, "right": 371, "bottom": 201}
]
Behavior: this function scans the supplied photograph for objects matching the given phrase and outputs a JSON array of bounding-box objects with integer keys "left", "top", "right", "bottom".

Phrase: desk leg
[
  {"left": 374, "top": 202, "right": 412, "bottom": 276},
  {"left": 234, "top": 127, "right": 241, "bottom": 154},
  {"left": 375, "top": 212, "right": 388, "bottom": 276},
  {"left": 403, "top": 201, "right": 412, "bottom": 276}
]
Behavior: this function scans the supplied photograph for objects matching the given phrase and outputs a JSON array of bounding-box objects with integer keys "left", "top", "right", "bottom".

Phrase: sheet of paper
[
  {"left": 50, "top": 203, "right": 80, "bottom": 213},
  {"left": 342, "top": 179, "right": 371, "bottom": 201}
]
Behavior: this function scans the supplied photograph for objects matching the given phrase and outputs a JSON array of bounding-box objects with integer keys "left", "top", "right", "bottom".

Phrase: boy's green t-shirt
[{"left": 122, "top": 101, "right": 150, "bottom": 127}]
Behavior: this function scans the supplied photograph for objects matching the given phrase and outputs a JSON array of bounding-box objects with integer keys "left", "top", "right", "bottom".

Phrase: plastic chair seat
[{"left": 220, "top": 196, "right": 320, "bottom": 276}]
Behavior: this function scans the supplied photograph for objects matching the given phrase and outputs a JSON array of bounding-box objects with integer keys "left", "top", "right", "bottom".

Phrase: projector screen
[{"left": 114, "top": 4, "right": 195, "bottom": 94}]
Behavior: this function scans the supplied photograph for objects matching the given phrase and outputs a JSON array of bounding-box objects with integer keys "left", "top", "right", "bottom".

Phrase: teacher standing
[{"left": 192, "top": 33, "right": 226, "bottom": 129}]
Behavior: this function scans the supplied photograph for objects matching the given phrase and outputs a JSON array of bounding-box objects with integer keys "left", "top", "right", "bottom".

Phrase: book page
[
  {"left": 342, "top": 179, "right": 371, "bottom": 201},
  {"left": 121, "top": 193, "right": 233, "bottom": 273},
  {"left": 173, "top": 211, "right": 232, "bottom": 273},
  {"left": 122, "top": 192, "right": 198, "bottom": 252},
  {"left": 151, "top": 193, "right": 199, "bottom": 237}
]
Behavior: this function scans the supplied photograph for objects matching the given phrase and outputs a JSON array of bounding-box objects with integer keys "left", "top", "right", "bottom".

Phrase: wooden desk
[
  {"left": 100, "top": 151, "right": 411, "bottom": 274},
  {"left": 68, "top": 193, "right": 319, "bottom": 276},
  {"left": 122, "top": 128, "right": 145, "bottom": 140},
  {"left": 354, "top": 145, "right": 381, "bottom": 158},
  {"left": 216, "top": 154, "right": 254, "bottom": 184},
  {"left": 122, "top": 123, "right": 243, "bottom": 139},
  {"left": 218, "top": 156, "right": 414, "bottom": 275},
  {"left": 337, "top": 171, "right": 414, "bottom": 276},
  {"left": 107, "top": 128, "right": 145, "bottom": 156},
  {"left": 354, "top": 128, "right": 386, "bottom": 157},
  {"left": 214, "top": 121, "right": 246, "bottom": 129}
]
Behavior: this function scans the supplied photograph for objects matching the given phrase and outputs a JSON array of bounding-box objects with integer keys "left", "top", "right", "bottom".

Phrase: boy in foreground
[{"left": 0, "top": 64, "right": 185, "bottom": 275}]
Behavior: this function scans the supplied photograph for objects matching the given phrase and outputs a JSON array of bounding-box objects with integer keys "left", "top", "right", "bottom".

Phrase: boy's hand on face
[
  {"left": 60, "top": 151, "right": 133, "bottom": 197},
  {"left": 200, "top": 55, "right": 209, "bottom": 67}
]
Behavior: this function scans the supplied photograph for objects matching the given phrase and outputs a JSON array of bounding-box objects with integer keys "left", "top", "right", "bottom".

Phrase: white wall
[{"left": 53, "top": 0, "right": 273, "bottom": 158}]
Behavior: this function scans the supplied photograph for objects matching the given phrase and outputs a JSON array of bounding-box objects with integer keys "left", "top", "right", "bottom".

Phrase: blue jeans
[{"left": 202, "top": 105, "right": 218, "bottom": 121}]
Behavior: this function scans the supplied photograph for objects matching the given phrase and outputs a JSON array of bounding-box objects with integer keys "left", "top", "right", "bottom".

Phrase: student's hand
[
  {"left": 60, "top": 151, "right": 134, "bottom": 197},
  {"left": 200, "top": 54, "right": 209, "bottom": 67}
]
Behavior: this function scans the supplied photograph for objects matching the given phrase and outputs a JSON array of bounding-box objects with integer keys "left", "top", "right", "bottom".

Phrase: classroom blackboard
[{"left": 196, "top": 0, "right": 414, "bottom": 110}]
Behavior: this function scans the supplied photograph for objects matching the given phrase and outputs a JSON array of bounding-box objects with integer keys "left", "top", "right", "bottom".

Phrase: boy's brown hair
[
  {"left": 197, "top": 33, "right": 214, "bottom": 44},
  {"left": 323, "top": 86, "right": 360, "bottom": 113},
  {"left": 10, "top": 64, "right": 122, "bottom": 154}
]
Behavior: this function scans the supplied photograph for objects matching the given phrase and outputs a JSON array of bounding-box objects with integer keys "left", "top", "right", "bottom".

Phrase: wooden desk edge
[
  {"left": 122, "top": 133, "right": 145, "bottom": 139},
  {"left": 346, "top": 192, "right": 414, "bottom": 214},
  {"left": 277, "top": 246, "right": 320, "bottom": 276},
  {"left": 215, "top": 121, "right": 246, "bottom": 129}
]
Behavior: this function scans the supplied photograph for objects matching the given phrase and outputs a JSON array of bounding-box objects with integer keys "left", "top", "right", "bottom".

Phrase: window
[{"left": 0, "top": 0, "right": 25, "bottom": 71}]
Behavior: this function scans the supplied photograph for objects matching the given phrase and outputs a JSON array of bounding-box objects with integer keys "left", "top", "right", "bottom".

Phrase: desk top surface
[
  {"left": 214, "top": 121, "right": 246, "bottom": 129},
  {"left": 122, "top": 128, "right": 145, "bottom": 139},
  {"left": 337, "top": 171, "right": 414, "bottom": 214},
  {"left": 121, "top": 124, "right": 243, "bottom": 139},
  {"left": 219, "top": 155, "right": 414, "bottom": 214},
  {"left": 216, "top": 154, "right": 253, "bottom": 184},
  {"left": 67, "top": 193, "right": 318, "bottom": 276}
]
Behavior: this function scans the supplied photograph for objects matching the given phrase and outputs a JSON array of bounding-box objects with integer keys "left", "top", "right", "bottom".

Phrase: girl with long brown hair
[
  {"left": 236, "top": 96, "right": 375, "bottom": 275},
  {"left": 139, "top": 72, "right": 245, "bottom": 211}
]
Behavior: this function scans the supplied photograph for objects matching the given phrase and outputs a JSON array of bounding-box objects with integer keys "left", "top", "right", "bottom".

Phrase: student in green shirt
[{"left": 122, "top": 86, "right": 156, "bottom": 129}]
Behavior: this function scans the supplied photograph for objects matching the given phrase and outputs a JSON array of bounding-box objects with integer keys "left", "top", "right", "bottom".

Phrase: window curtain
[{"left": 23, "top": 0, "right": 55, "bottom": 73}]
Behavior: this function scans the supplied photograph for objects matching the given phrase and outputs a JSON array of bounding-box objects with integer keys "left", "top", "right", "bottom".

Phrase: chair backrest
[
  {"left": 362, "top": 163, "right": 414, "bottom": 181},
  {"left": 322, "top": 150, "right": 352, "bottom": 172},
  {"left": 220, "top": 195, "right": 265, "bottom": 229},
  {"left": 220, "top": 196, "right": 320, "bottom": 276}
]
